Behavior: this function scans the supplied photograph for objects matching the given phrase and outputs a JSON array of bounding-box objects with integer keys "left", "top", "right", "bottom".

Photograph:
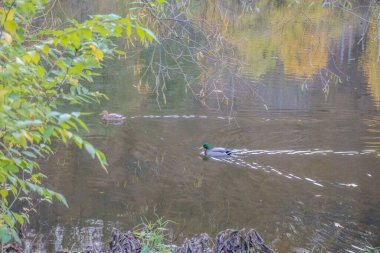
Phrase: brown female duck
[{"left": 99, "top": 110, "right": 126, "bottom": 122}]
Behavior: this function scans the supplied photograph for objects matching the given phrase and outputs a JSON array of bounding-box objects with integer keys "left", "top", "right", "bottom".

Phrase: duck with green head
[{"left": 200, "top": 143, "right": 232, "bottom": 157}]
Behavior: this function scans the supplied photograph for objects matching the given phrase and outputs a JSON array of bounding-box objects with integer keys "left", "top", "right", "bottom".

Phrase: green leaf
[
  {"left": 43, "top": 126, "right": 55, "bottom": 140},
  {"left": 114, "top": 25, "right": 123, "bottom": 37},
  {"left": 94, "top": 25, "right": 108, "bottom": 36},
  {"left": 3, "top": 214, "right": 14, "bottom": 227},
  {"left": 0, "top": 189, "right": 8, "bottom": 199},
  {"left": 16, "top": 120, "right": 42, "bottom": 127},
  {"left": 56, "top": 58, "right": 67, "bottom": 72},
  {"left": 84, "top": 142, "right": 96, "bottom": 158},
  {"left": 72, "top": 135, "right": 83, "bottom": 148},
  {"left": 72, "top": 116, "right": 88, "bottom": 131},
  {"left": 114, "top": 49, "right": 126, "bottom": 55},
  {"left": 82, "top": 28, "right": 92, "bottom": 39},
  {"left": 0, "top": 228, "right": 12, "bottom": 244},
  {"left": 12, "top": 213, "right": 24, "bottom": 225},
  {"left": 10, "top": 185, "right": 17, "bottom": 196},
  {"left": 136, "top": 24, "right": 145, "bottom": 41},
  {"left": 58, "top": 113, "right": 71, "bottom": 123},
  {"left": 5, "top": 162, "right": 18, "bottom": 173},
  {"left": 126, "top": 22, "right": 132, "bottom": 37},
  {"left": 69, "top": 32, "right": 80, "bottom": 49},
  {"left": 55, "top": 193, "right": 68, "bottom": 207},
  {"left": 95, "top": 149, "right": 107, "bottom": 163},
  {"left": 26, "top": 182, "right": 37, "bottom": 191},
  {"left": 61, "top": 34, "right": 69, "bottom": 47},
  {"left": 141, "top": 27, "right": 158, "bottom": 42},
  {"left": 22, "top": 151, "right": 37, "bottom": 159},
  {"left": 10, "top": 229, "right": 20, "bottom": 243},
  {"left": 36, "top": 65, "right": 45, "bottom": 77}
]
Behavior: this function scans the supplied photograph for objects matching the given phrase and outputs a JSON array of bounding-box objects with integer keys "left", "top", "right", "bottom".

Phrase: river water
[{"left": 25, "top": 1, "right": 380, "bottom": 252}]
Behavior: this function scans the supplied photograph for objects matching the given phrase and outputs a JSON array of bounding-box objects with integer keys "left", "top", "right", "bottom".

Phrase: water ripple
[
  {"left": 231, "top": 149, "right": 379, "bottom": 156},
  {"left": 210, "top": 152, "right": 367, "bottom": 189}
]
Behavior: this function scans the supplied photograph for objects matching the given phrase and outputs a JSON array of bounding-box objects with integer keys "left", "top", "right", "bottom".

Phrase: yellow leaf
[
  {"left": 94, "top": 48, "right": 103, "bottom": 61},
  {"left": 69, "top": 77, "right": 78, "bottom": 86},
  {"left": 0, "top": 8, "right": 5, "bottom": 23},
  {"left": 23, "top": 132, "right": 33, "bottom": 144},
  {"left": 200, "top": 89, "right": 204, "bottom": 97},
  {"left": 61, "top": 34, "right": 68, "bottom": 47},
  {"left": 89, "top": 44, "right": 96, "bottom": 52},
  {"left": 196, "top": 51, "right": 204, "bottom": 61},
  {"left": 5, "top": 9, "right": 15, "bottom": 22},
  {"left": 53, "top": 38, "right": 59, "bottom": 46},
  {"left": 32, "top": 51, "right": 40, "bottom": 63},
  {"left": 0, "top": 88, "right": 7, "bottom": 103},
  {"left": 26, "top": 51, "right": 40, "bottom": 63},
  {"left": 2, "top": 31, "right": 12, "bottom": 44},
  {"left": 42, "top": 44, "right": 49, "bottom": 55},
  {"left": 23, "top": 55, "right": 32, "bottom": 63},
  {"left": 4, "top": 20, "right": 16, "bottom": 35}
]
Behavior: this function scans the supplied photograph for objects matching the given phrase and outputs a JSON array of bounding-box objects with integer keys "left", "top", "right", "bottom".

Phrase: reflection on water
[
  {"left": 364, "top": 115, "right": 380, "bottom": 151},
  {"left": 25, "top": 0, "right": 380, "bottom": 252},
  {"left": 24, "top": 220, "right": 105, "bottom": 253}
]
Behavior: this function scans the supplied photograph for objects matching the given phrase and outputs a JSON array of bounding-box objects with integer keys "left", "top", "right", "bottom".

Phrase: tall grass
[{"left": 133, "top": 217, "right": 175, "bottom": 253}]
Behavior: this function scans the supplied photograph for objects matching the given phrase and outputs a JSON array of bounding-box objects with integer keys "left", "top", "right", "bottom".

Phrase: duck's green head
[{"left": 202, "top": 143, "right": 211, "bottom": 150}]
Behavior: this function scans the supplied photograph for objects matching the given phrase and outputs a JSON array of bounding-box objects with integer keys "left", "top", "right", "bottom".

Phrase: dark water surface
[{"left": 25, "top": 1, "right": 380, "bottom": 252}]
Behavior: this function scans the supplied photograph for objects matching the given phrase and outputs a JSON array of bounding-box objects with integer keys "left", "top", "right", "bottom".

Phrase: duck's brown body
[{"left": 100, "top": 110, "right": 126, "bottom": 122}]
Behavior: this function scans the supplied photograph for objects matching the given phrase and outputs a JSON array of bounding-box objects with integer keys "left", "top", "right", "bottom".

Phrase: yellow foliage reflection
[
  {"left": 361, "top": 19, "right": 380, "bottom": 108},
  {"left": 197, "top": 1, "right": 343, "bottom": 79},
  {"left": 276, "top": 18, "right": 329, "bottom": 77}
]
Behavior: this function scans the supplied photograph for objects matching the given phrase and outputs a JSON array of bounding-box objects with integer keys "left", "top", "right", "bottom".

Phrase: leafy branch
[{"left": 0, "top": 0, "right": 158, "bottom": 245}]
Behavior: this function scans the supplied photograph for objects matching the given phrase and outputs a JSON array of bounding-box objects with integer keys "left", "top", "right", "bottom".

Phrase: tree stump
[
  {"left": 174, "top": 233, "right": 213, "bottom": 253},
  {"left": 109, "top": 230, "right": 141, "bottom": 253},
  {"left": 215, "top": 229, "right": 272, "bottom": 253}
]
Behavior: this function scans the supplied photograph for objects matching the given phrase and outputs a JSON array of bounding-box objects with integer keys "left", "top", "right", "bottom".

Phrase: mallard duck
[
  {"left": 99, "top": 110, "right": 126, "bottom": 122},
  {"left": 200, "top": 143, "right": 232, "bottom": 157}
]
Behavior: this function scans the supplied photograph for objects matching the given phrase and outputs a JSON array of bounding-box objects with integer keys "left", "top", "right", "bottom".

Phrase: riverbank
[
  {"left": 76, "top": 228, "right": 271, "bottom": 253},
  {"left": 3, "top": 228, "right": 272, "bottom": 253}
]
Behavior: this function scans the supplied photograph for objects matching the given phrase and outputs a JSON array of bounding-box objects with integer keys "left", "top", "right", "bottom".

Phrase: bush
[{"left": 0, "top": 0, "right": 157, "bottom": 244}]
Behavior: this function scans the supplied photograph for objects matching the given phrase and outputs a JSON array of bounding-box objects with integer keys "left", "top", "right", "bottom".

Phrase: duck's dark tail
[{"left": 226, "top": 150, "right": 233, "bottom": 156}]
